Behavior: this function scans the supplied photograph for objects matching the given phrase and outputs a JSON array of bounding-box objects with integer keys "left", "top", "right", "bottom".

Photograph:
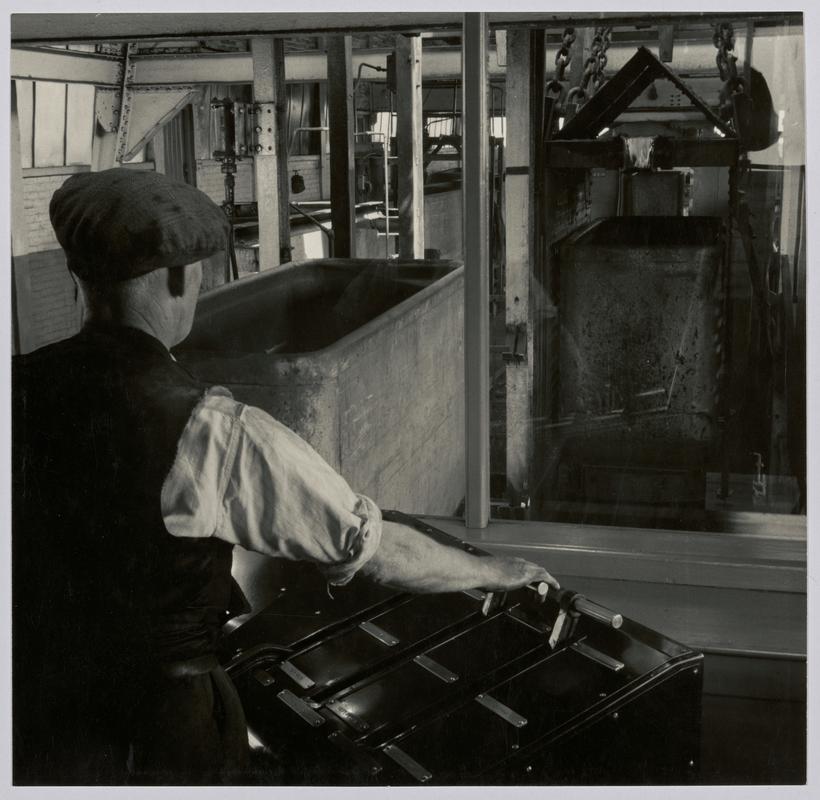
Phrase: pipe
[{"left": 289, "top": 202, "right": 334, "bottom": 257}]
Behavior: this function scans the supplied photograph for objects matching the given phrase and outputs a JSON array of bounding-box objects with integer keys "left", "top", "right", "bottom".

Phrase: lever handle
[{"left": 573, "top": 596, "right": 623, "bottom": 630}]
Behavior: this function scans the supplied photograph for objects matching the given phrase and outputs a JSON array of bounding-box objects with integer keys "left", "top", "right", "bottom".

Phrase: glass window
[{"left": 492, "top": 15, "right": 806, "bottom": 531}]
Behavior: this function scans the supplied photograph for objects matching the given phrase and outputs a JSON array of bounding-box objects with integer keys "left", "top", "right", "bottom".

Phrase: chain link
[
  {"left": 574, "top": 25, "right": 612, "bottom": 103},
  {"left": 547, "top": 27, "right": 577, "bottom": 104},
  {"left": 714, "top": 22, "right": 744, "bottom": 93}
]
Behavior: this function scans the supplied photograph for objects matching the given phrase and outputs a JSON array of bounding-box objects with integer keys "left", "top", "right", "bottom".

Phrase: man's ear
[{"left": 167, "top": 265, "right": 186, "bottom": 298}]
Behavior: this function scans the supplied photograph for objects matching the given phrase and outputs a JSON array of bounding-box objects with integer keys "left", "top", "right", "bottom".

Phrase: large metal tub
[
  {"left": 551, "top": 217, "right": 723, "bottom": 505},
  {"left": 177, "top": 258, "right": 465, "bottom": 517}
]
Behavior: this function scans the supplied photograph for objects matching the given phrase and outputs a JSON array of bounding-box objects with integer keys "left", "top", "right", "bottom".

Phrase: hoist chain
[
  {"left": 714, "top": 22, "right": 744, "bottom": 93},
  {"left": 573, "top": 26, "right": 612, "bottom": 104},
  {"left": 546, "top": 28, "right": 577, "bottom": 105}
]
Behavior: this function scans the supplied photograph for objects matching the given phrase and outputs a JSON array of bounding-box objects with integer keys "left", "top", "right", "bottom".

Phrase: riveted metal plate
[
  {"left": 359, "top": 620, "right": 399, "bottom": 647},
  {"left": 280, "top": 659, "right": 315, "bottom": 689},
  {"left": 413, "top": 653, "right": 459, "bottom": 684},
  {"left": 571, "top": 640, "right": 625, "bottom": 672},
  {"left": 383, "top": 744, "right": 432, "bottom": 783},
  {"left": 277, "top": 689, "right": 325, "bottom": 728},
  {"left": 475, "top": 693, "right": 528, "bottom": 728},
  {"left": 253, "top": 101, "right": 276, "bottom": 154}
]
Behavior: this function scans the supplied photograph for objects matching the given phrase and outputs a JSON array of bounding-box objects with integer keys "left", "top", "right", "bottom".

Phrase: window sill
[{"left": 419, "top": 514, "right": 807, "bottom": 660}]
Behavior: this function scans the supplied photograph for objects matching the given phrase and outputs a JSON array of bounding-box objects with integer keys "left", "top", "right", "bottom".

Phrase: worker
[{"left": 12, "top": 168, "right": 559, "bottom": 786}]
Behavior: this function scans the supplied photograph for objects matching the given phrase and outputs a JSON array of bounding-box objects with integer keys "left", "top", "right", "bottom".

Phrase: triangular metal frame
[{"left": 556, "top": 46, "right": 735, "bottom": 141}]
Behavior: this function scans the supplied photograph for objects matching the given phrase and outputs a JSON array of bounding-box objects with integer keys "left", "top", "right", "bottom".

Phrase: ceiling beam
[{"left": 11, "top": 12, "right": 801, "bottom": 45}]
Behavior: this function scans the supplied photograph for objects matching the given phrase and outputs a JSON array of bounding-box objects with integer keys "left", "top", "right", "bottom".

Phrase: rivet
[
  {"left": 688, "top": 759, "right": 695, "bottom": 767},
  {"left": 525, "top": 765, "right": 533, "bottom": 773},
  {"left": 612, "top": 711, "right": 619, "bottom": 721}
]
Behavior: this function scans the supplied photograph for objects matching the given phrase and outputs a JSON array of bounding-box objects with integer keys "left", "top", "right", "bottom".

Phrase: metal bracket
[
  {"left": 475, "top": 693, "right": 528, "bottom": 728},
  {"left": 413, "top": 653, "right": 459, "bottom": 683},
  {"left": 571, "top": 640, "right": 625, "bottom": 672},
  {"left": 252, "top": 668, "right": 276, "bottom": 687},
  {"left": 359, "top": 620, "right": 399, "bottom": 647},
  {"left": 94, "top": 89, "right": 120, "bottom": 133},
  {"left": 277, "top": 689, "right": 325, "bottom": 728},
  {"left": 502, "top": 322, "right": 527, "bottom": 364},
  {"left": 383, "top": 744, "right": 432, "bottom": 783},
  {"left": 252, "top": 101, "right": 276, "bottom": 155},
  {"left": 279, "top": 660, "right": 315, "bottom": 690}
]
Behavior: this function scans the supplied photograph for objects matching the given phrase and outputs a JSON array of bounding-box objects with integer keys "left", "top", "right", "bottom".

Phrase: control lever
[{"left": 532, "top": 586, "right": 623, "bottom": 649}]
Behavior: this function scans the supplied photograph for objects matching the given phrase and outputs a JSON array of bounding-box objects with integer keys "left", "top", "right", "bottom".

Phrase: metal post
[
  {"left": 251, "top": 36, "right": 282, "bottom": 270},
  {"left": 396, "top": 34, "right": 425, "bottom": 259},
  {"left": 463, "top": 12, "right": 490, "bottom": 528},
  {"left": 274, "top": 39, "right": 292, "bottom": 263},
  {"left": 327, "top": 35, "right": 357, "bottom": 258}
]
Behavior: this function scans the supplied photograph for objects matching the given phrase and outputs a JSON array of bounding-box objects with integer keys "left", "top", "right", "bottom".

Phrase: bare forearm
[{"left": 360, "top": 521, "right": 559, "bottom": 593}]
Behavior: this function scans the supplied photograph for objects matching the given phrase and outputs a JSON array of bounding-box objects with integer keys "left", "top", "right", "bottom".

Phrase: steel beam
[
  {"left": 327, "top": 36, "right": 356, "bottom": 258},
  {"left": 545, "top": 137, "right": 739, "bottom": 169},
  {"left": 14, "top": 40, "right": 775, "bottom": 87},
  {"left": 463, "top": 13, "right": 490, "bottom": 528},
  {"left": 396, "top": 34, "right": 425, "bottom": 259},
  {"left": 12, "top": 46, "right": 121, "bottom": 86}
]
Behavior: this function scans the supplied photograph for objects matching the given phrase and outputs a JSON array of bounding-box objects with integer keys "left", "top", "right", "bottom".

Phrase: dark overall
[{"left": 12, "top": 324, "right": 250, "bottom": 785}]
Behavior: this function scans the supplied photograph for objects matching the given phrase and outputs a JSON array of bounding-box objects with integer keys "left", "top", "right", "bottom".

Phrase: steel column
[
  {"left": 274, "top": 38, "right": 291, "bottom": 262},
  {"left": 251, "top": 37, "right": 282, "bottom": 270},
  {"left": 327, "top": 35, "right": 356, "bottom": 258},
  {"left": 503, "top": 28, "right": 535, "bottom": 512},
  {"left": 463, "top": 12, "right": 490, "bottom": 528}
]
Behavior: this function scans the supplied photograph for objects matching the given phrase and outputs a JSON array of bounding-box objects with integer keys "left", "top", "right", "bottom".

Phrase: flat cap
[{"left": 49, "top": 168, "right": 230, "bottom": 283}]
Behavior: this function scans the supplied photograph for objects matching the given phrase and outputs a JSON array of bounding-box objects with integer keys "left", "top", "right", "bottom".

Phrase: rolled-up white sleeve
[{"left": 161, "top": 388, "right": 382, "bottom": 586}]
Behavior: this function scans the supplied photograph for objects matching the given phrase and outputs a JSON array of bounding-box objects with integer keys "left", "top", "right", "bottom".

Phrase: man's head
[{"left": 49, "top": 168, "right": 229, "bottom": 347}]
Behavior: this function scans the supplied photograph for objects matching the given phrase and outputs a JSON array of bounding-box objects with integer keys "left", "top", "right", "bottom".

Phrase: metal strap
[
  {"left": 359, "top": 620, "right": 399, "bottom": 646},
  {"left": 279, "top": 659, "right": 315, "bottom": 689},
  {"left": 383, "top": 744, "right": 432, "bottom": 783},
  {"left": 413, "top": 653, "right": 459, "bottom": 683},
  {"left": 277, "top": 689, "right": 325, "bottom": 728},
  {"left": 571, "top": 640, "right": 625, "bottom": 672},
  {"left": 475, "top": 693, "right": 527, "bottom": 728},
  {"left": 462, "top": 588, "right": 486, "bottom": 602}
]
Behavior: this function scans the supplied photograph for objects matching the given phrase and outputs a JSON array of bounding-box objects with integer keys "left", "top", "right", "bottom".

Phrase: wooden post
[
  {"left": 251, "top": 36, "right": 281, "bottom": 270},
  {"left": 463, "top": 12, "right": 490, "bottom": 528},
  {"left": 396, "top": 34, "right": 425, "bottom": 259},
  {"left": 503, "top": 28, "right": 535, "bottom": 509},
  {"left": 327, "top": 35, "right": 356, "bottom": 258},
  {"left": 274, "top": 38, "right": 291, "bottom": 262},
  {"left": 11, "top": 82, "right": 36, "bottom": 355}
]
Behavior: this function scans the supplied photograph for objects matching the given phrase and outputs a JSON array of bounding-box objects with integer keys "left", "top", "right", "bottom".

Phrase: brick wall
[
  {"left": 197, "top": 155, "right": 323, "bottom": 205},
  {"left": 20, "top": 173, "right": 84, "bottom": 349},
  {"left": 195, "top": 158, "right": 256, "bottom": 205},
  {"left": 287, "top": 155, "right": 323, "bottom": 201}
]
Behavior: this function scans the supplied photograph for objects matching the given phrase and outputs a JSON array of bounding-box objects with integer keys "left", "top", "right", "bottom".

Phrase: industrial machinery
[{"left": 221, "top": 513, "right": 704, "bottom": 785}]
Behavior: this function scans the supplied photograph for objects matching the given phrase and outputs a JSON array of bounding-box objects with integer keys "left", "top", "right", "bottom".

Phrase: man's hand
[
  {"left": 361, "top": 520, "right": 560, "bottom": 595},
  {"left": 481, "top": 555, "right": 560, "bottom": 593}
]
